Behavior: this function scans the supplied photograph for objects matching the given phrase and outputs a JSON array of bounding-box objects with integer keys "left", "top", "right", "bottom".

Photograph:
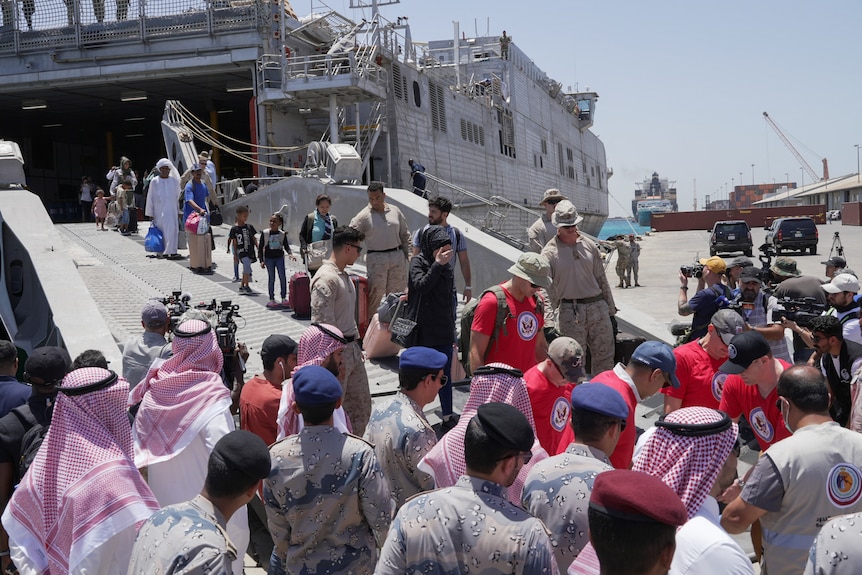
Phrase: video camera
[
  {"left": 158, "top": 291, "right": 192, "bottom": 333},
  {"left": 196, "top": 299, "right": 242, "bottom": 357},
  {"left": 771, "top": 297, "right": 827, "bottom": 328},
  {"left": 680, "top": 263, "right": 705, "bottom": 279}
]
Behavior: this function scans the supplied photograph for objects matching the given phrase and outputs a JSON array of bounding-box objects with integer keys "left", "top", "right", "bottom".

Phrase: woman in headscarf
[
  {"left": 130, "top": 318, "right": 247, "bottom": 575},
  {"left": 3, "top": 367, "right": 160, "bottom": 575},
  {"left": 299, "top": 193, "right": 338, "bottom": 276},
  {"left": 418, "top": 363, "right": 548, "bottom": 504},
  {"left": 144, "top": 158, "right": 181, "bottom": 259},
  {"left": 407, "top": 224, "right": 456, "bottom": 424}
]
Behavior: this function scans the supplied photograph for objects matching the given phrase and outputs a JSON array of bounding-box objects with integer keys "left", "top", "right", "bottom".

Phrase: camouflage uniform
[
  {"left": 612, "top": 239, "right": 631, "bottom": 288},
  {"left": 521, "top": 444, "right": 613, "bottom": 573},
  {"left": 376, "top": 475, "right": 560, "bottom": 575},
  {"left": 264, "top": 425, "right": 393, "bottom": 575},
  {"left": 626, "top": 239, "right": 640, "bottom": 286},
  {"left": 363, "top": 392, "right": 436, "bottom": 509},
  {"left": 542, "top": 236, "right": 616, "bottom": 374},
  {"left": 128, "top": 495, "right": 236, "bottom": 574}
]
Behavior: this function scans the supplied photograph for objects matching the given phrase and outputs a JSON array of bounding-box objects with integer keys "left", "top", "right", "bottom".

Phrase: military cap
[
  {"left": 400, "top": 346, "right": 447, "bottom": 372},
  {"left": 590, "top": 469, "right": 687, "bottom": 526},
  {"left": 292, "top": 365, "right": 343, "bottom": 405},
  {"left": 210, "top": 430, "right": 271, "bottom": 481},
  {"left": 474, "top": 402, "right": 534, "bottom": 452},
  {"left": 571, "top": 383, "right": 629, "bottom": 419}
]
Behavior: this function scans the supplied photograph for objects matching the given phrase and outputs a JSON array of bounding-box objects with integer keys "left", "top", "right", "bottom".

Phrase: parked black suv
[
  {"left": 709, "top": 220, "right": 753, "bottom": 257},
  {"left": 764, "top": 217, "right": 819, "bottom": 255}
]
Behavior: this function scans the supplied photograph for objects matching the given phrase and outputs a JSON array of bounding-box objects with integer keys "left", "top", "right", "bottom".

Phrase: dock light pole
[
  {"left": 855, "top": 144, "right": 860, "bottom": 182},
  {"left": 751, "top": 164, "right": 755, "bottom": 185},
  {"left": 740, "top": 172, "right": 743, "bottom": 187},
  {"left": 785, "top": 173, "right": 789, "bottom": 187}
]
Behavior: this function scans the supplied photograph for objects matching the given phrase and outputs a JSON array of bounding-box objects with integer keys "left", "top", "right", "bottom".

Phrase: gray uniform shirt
[
  {"left": 121, "top": 331, "right": 171, "bottom": 389},
  {"left": 521, "top": 443, "right": 612, "bottom": 573},
  {"left": 264, "top": 425, "right": 393, "bottom": 574},
  {"left": 363, "top": 392, "right": 436, "bottom": 509},
  {"left": 128, "top": 494, "right": 235, "bottom": 575},
  {"left": 376, "top": 475, "right": 560, "bottom": 575}
]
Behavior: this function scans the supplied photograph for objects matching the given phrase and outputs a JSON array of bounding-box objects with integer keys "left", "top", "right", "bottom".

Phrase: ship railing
[
  {"left": 0, "top": 0, "right": 263, "bottom": 55},
  {"left": 282, "top": 50, "right": 388, "bottom": 90},
  {"left": 353, "top": 100, "right": 385, "bottom": 172}
]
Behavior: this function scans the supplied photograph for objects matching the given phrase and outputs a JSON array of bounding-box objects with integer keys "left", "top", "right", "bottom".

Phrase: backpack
[
  {"left": 18, "top": 422, "right": 48, "bottom": 481},
  {"left": 459, "top": 285, "right": 544, "bottom": 376}
]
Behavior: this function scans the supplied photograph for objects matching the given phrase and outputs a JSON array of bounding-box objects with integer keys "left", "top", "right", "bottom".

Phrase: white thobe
[
  {"left": 145, "top": 175, "right": 180, "bottom": 256},
  {"left": 143, "top": 409, "right": 249, "bottom": 575}
]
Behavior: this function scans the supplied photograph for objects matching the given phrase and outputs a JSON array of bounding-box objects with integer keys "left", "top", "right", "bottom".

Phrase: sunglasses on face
[
  {"left": 497, "top": 452, "right": 533, "bottom": 465},
  {"left": 346, "top": 243, "right": 363, "bottom": 253},
  {"left": 431, "top": 374, "right": 449, "bottom": 386}
]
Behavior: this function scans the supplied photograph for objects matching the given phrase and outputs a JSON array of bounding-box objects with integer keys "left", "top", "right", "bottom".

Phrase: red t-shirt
[
  {"left": 239, "top": 374, "right": 282, "bottom": 446},
  {"left": 662, "top": 340, "right": 727, "bottom": 409},
  {"left": 471, "top": 285, "right": 543, "bottom": 373},
  {"left": 718, "top": 359, "right": 793, "bottom": 449},
  {"left": 556, "top": 367, "right": 638, "bottom": 469},
  {"left": 524, "top": 364, "right": 575, "bottom": 455}
]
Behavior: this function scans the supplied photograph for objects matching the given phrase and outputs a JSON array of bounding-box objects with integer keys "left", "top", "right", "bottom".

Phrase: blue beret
[
  {"left": 292, "top": 365, "right": 343, "bottom": 405},
  {"left": 571, "top": 383, "right": 629, "bottom": 420},
  {"left": 400, "top": 346, "right": 447, "bottom": 372}
]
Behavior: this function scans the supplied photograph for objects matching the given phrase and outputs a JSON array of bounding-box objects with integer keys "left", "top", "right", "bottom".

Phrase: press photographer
[
  {"left": 727, "top": 266, "right": 792, "bottom": 363},
  {"left": 769, "top": 256, "right": 828, "bottom": 362},
  {"left": 678, "top": 256, "right": 732, "bottom": 342},
  {"left": 121, "top": 300, "right": 173, "bottom": 389}
]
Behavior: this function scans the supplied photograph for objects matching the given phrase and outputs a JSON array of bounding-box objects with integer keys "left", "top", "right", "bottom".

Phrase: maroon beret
[{"left": 590, "top": 469, "right": 687, "bottom": 526}]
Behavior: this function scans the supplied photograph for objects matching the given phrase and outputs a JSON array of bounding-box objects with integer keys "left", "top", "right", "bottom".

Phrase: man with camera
[
  {"left": 678, "top": 256, "right": 732, "bottom": 342},
  {"left": 733, "top": 267, "right": 792, "bottom": 363},
  {"left": 122, "top": 301, "right": 172, "bottom": 390},
  {"left": 822, "top": 273, "right": 862, "bottom": 345}
]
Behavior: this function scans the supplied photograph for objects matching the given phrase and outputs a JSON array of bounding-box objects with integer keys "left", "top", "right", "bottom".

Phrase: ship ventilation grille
[
  {"left": 430, "top": 83, "right": 447, "bottom": 133},
  {"left": 392, "top": 64, "right": 407, "bottom": 103}
]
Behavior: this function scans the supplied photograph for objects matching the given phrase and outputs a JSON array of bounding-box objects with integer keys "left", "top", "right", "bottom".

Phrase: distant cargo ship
[{"left": 632, "top": 172, "right": 677, "bottom": 226}]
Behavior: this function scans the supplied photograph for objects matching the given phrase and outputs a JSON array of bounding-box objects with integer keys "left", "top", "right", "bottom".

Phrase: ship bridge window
[
  {"left": 413, "top": 81, "right": 421, "bottom": 107},
  {"left": 576, "top": 99, "right": 592, "bottom": 121}
]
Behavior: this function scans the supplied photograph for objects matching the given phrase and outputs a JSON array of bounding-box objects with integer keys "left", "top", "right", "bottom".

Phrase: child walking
[
  {"left": 92, "top": 189, "right": 108, "bottom": 230},
  {"left": 258, "top": 212, "right": 296, "bottom": 309},
  {"left": 227, "top": 205, "right": 258, "bottom": 295}
]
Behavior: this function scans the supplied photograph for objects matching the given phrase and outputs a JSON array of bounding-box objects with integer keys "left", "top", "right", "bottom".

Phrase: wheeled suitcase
[
  {"left": 615, "top": 332, "right": 646, "bottom": 365},
  {"left": 289, "top": 272, "right": 311, "bottom": 319},
  {"left": 350, "top": 274, "right": 370, "bottom": 338}
]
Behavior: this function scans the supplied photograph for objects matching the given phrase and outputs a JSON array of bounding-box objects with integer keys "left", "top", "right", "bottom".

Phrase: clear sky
[{"left": 327, "top": 0, "right": 862, "bottom": 217}]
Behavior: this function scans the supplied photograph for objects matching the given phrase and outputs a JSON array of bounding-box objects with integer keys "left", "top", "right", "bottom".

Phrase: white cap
[{"left": 822, "top": 273, "right": 861, "bottom": 294}]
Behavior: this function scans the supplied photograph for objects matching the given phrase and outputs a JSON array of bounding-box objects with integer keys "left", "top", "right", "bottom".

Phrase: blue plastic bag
[{"left": 145, "top": 225, "right": 164, "bottom": 253}]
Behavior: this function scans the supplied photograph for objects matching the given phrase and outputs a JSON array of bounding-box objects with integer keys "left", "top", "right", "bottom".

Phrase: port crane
[{"left": 763, "top": 112, "right": 828, "bottom": 183}]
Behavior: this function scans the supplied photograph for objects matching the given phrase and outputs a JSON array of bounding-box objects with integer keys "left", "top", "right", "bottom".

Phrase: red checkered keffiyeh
[
  {"left": 2, "top": 368, "right": 160, "bottom": 575},
  {"left": 633, "top": 407, "right": 738, "bottom": 519},
  {"left": 130, "top": 319, "right": 231, "bottom": 467},
  {"left": 419, "top": 363, "right": 549, "bottom": 504},
  {"left": 276, "top": 324, "right": 347, "bottom": 439}
]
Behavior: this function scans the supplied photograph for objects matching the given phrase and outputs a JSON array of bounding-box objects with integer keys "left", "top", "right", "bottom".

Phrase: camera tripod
[{"left": 829, "top": 232, "right": 844, "bottom": 260}]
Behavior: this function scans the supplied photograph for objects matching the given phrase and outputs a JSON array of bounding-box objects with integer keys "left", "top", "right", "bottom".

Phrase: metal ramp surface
[{"left": 55, "top": 221, "right": 468, "bottom": 420}]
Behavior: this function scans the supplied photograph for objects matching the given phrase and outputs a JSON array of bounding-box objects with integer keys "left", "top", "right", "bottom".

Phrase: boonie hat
[
  {"left": 571, "top": 383, "right": 629, "bottom": 420},
  {"left": 698, "top": 256, "right": 727, "bottom": 274},
  {"left": 821, "top": 256, "right": 846, "bottom": 268},
  {"left": 400, "top": 347, "right": 447, "bottom": 372},
  {"left": 630, "top": 341, "right": 680, "bottom": 388},
  {"left": 474, "top": 402, "right": 534, "bottom": 452},
  {"left": 507, "top": 252, "right": 551, "bottom": 288},
  {"left": 548, "top": 337, "right": 586, "bottom": 383},
  {"left": 770, "top": 257, "right": 800, "bottom": 278},
  {"left": 540, "top": 188, "right": 565, "bottom": 205},
  {"left": 720, "top": 331, "right": 771, "bottom": 374},
  {"left": 141, "top": 300, "right": 168, "bottom": 328},
  {"left": 261, "top": 334, "right": 298, "bottom": 365},
  {"left": 590, "top": 469, "right": 687, "bottom": 526},
  {"left": 210, "top": 430, "right": 271, "bottom": 481},
  {"left": 710, "top": 309, "right": 746, "bottom": 346},
  {"left": 822, "top": 273, "right": 860, "bottom": 294},
  {"left": 729, "top": 256, "right": 754, "bottom": 269},
  {"left": 552, "top": 200, "right": 584, "bottom": 228},
  {"left": 24, "top": 346, "right": 72, "bottom": 385},
  {"left": 292, "top": 365, "right": 343, "bottom": 405}
]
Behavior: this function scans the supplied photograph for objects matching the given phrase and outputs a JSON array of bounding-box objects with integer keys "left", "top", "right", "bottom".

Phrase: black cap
[
  {"left": 474, "top": 402, "right": 534, "bottom": 452},
  {"left": 822, "top": 256, "right": 846, "bottom": 268},
  {"left": 261, "top": 334, "right": 298, "bottom": 365},
  {"left": 720, "top": 332, "right": 772, "bottom": 374},
  {"left": 738, "top": 266, "right": 762, "bottom": 283},
  {"left": 210, "top": 430, "right": 271, "bottom": 481},
  {"left": 24, "top": 347, "right": 72, "bottom": 385}
]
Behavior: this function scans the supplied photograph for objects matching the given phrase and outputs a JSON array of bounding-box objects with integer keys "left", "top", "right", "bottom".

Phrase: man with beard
[
  {"left": 821, "top": 273, "right": 862, "bottom": 345},
  {"left": 275, "top": 323, "right": 348, "bottom": 439},
  {"left": 412, "top": 196, "right": 472, "bottom": 304},
  {"left": 144, "top": 158, "right": 182, "bottom": 260},
  {"left": 735, "top": 266, "right": 791, "bottom": 362},
  {"left": 807, "top": 315, "right": 862, "bottom": 429}
]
